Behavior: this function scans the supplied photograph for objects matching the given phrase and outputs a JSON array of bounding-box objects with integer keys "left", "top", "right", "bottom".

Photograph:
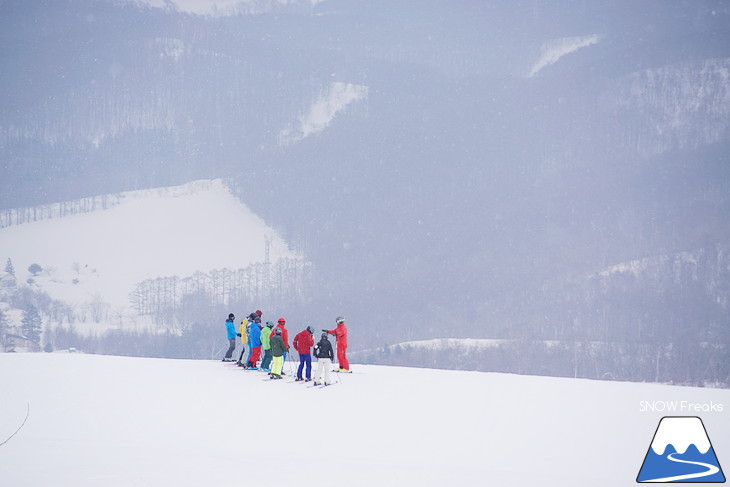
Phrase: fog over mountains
[{"left": 1, "top": 0, "right": 729, "bottom": 383}]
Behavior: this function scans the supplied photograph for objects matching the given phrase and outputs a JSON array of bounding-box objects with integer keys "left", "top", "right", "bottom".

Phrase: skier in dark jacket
[
  {"left": 270, "top": 317, "right": 290, "bottom": 363},
  {"left": 269, "top": 328, "right": 287, "bottom": 380},
  {"left": 313, "top": 332, "right": 334, "bottom": 386}
]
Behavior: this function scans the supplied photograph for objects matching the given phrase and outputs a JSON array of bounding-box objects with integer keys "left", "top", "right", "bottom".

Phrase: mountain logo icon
[{"left": 637, "top": 416, "right": 725, "bottom": 483}]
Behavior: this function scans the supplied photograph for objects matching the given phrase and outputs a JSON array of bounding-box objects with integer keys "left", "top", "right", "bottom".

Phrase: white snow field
[{"left": 1, "top": 353, "right": 728, "bottom": 487}]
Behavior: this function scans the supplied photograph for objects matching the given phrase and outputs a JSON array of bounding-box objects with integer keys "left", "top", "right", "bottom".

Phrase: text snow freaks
[{"left": 639, "top": 401, "right": 724, "bottom": 413}]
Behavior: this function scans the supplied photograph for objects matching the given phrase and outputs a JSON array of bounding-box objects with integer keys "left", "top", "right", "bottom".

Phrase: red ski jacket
[
  {"left": 327, "top": 322, "right": 348, "bottom": 348},
  {"left": 293, "top": 330, "right": 314, "bottom": 355}
]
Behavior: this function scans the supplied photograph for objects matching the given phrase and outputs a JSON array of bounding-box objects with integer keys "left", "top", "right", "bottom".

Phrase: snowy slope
[
  {"left": 0, "top": 353, "right": 728, "bottom": 487},
  {"left": 527, "top": 35, "right": 601, "bottom": 77},
  {"left": 0, "top": 179, "right": 300, "bottom": 324},
  {"left": 279, "top": 82, "right": 369, "bottom": 146}
]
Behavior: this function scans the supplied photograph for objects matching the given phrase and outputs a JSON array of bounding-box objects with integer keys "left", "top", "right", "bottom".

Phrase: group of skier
[{"left": 223, "top": 311, "right": 350, "bottom": 386}]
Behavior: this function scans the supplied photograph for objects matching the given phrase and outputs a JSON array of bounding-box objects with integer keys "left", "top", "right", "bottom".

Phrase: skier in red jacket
[
  {"left": 325, "top": 316, "right": 350, "bottom": 372},
  {"left": 293, "top": 326, "right": 315, "bottom": 381}
]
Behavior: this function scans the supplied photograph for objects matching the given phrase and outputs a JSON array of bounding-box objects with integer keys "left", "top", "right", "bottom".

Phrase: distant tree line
[
  {"left": 526, "top": 244, "right": 730, "bottom": 385},
  {"left": 129, "top": 258, "right": 313, "bottom": 328},
  {"left": 0, "top": 194, "right": 122, "bottom": 228},
  {"left": 49, "top": 323, "right": 221, "bottom": 360},
  {"left": 356, "top": 336, "right": 727, "bottom": 387},
  {"left": 358, "top": 244, "right": 730, "bottom": 387}
]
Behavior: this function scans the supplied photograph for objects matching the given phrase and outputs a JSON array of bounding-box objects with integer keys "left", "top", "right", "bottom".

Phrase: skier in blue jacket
[
  {"left": 246, "top": 317, "right": 263, "bottom": 369},
  {"left": 222, "top": 313, "right": 237, "bottom": 362},
  {"left": 244, "top": 312, "right": 257, "bottom": 366}
]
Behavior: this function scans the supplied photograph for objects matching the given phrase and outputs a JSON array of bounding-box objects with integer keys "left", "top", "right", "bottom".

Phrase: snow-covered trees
[
  {"left": 0, "top": 194, "right": 122, "bottom": 228},
  {"left": 0, "top": 309, "right": 8, "bottom": 351},
  {"left": 4, "top": 258, "right": 15, "bottom": 276},
  {"left": 129, "top": 258, "right": 313, "bottom": 327},
  {"left": 20, "top": 305, "right": 42, "bottom": 349}
]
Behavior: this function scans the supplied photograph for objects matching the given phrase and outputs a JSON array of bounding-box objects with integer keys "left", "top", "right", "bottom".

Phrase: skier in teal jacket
[{"left": 222, "top": 313, "right": 236, "bottom": 361}]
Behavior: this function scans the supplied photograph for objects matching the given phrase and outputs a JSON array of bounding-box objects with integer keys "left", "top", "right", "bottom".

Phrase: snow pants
[
  {"left": 260, "top": 349, "right": 272, "bottom": 370},
  {"left": 224, "top": 339, "right": 236, "bottom": 359},
  {"left": 297, "top": 353, "right": 312, "bottom": 379},
  {"left": 249, "top": 346, "right": 262, "bottom": 366},
  {"left": 336, "top": 344, "right": 349, "bottom": 370},
  {"left": 271, "top": 355, "right": 284, "bottom": 378},
  {"left": 316, "top": 358, "right": 332, "bottom": 385}
]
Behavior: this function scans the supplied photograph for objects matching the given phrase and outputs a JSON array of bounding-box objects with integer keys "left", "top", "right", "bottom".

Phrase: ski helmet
[
  {"left": 255, "top": 310, "right": 263, "bottom": 317},
  {"left": 335, "top": 316, "right": 345, "bottom": 324},
  {"left": 266, "top": 321, "right": 275, "bottom": 328},
  {"left": 228, "top": 313, "right": 235, "bottom": 320},
  {"left": 306, "top": 326, "right": 313, "bottom": 334},
  {"left": 321, "top": 332, "right": 329, "bottom": 339},
  {"left": 278, "top": 318, "right": 286, "bottom": 324},
  {"left": 275, "top": 327, "right": 282, "bottom": 335}
]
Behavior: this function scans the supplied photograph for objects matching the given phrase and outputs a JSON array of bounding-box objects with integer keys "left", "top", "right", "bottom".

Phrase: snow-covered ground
[{"left": 0, "top": 353, "right": 727, "bottom": 486}]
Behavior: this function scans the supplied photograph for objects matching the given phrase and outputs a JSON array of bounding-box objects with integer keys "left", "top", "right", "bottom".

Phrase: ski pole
[
  {"left": 333, "top": 343, "right": 343, "bottom": 384},
  {"left": 335, "top": 365, "right": 343, "bottom": 384},
  {"left": 332, "top": 352, "right": 343, "bottom": 385}
]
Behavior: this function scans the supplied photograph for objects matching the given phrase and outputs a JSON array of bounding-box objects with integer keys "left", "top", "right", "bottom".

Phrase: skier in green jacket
[{"left": 259, "top": 321, "right": 275, "bottom": 372}]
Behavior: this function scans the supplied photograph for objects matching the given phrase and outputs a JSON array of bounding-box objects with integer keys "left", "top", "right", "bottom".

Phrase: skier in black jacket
[{"left": 313, "top": 332, "right": 334, "bottom": 386}]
